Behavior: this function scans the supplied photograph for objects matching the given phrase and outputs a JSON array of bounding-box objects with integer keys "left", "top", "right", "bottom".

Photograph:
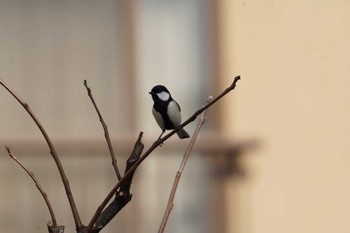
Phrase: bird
[{"left": 149, "top": 85, "right": 190, "bottom": 142}]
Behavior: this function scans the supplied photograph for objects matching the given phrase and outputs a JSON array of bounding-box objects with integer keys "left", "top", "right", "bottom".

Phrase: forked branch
[
  {"left": 94, "top": 132, "right": 144, "bottom": 232},
  {"left": 79, "top": 132, "right": 144, "bottom": 233},
  {"left": 1, "top": 76, "right": 240, "bottom": 233},
  {"left": 0, "top": 80, "right": 82, "bottom": 230},
  {"left": 85, "top": 76, "right": 241, "bottom": 233},
  {"left": 5, "top": 146, "right": 65, "bottom": 233}
]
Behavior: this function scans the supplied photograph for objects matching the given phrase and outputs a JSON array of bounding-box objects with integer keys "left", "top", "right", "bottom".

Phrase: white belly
[
  {"left": 167, "top": 101, "right": 182, "bottom": 127},
  {"left": 152, "top": 107, "right": 165, "bottom": 130}
]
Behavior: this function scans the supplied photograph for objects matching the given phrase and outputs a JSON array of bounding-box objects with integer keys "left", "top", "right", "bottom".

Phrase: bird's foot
[{"left": 156, "top": 137, "right": 163, "bottom": 147}]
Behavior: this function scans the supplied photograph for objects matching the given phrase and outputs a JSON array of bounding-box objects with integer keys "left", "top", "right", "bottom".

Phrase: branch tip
[
  {"left": 230, "top": 75, "right": 241, "bottom": 88},
  {"left": 83, "top": 79, "right": 122, "bottom": 180},
  {"left": 83, "top": 80, "right": 91, "bottom": 94}
]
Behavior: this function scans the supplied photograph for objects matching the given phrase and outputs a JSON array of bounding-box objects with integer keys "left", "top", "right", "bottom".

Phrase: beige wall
[{"left": 218, "top": 0, "right": 350, "bottom": 233}]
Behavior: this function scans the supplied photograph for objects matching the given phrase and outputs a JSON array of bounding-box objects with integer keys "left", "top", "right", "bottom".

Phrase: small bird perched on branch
[{"left": 149, "top": 85, "right": 190, "bottom": 141}]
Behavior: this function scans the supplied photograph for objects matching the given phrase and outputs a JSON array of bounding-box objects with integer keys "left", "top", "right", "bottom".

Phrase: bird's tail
[{"left": 176, "top": 128, "right": 190, "bottom": 139}]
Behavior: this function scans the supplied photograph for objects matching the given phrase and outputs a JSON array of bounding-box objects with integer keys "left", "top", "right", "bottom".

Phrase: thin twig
[
  {"left": 5, "top": 146, "right": 58, "bottom": 228},
  {"left": 0, "top": 80, "right": 83, "bottom": 230},
  {"left": 85, "top": 76, "right": 241, "bottom": 233},
  {"left": 158, "top": 96, "right": 212, "bottom": 233},
  {"left": 83, "top": 80, "right": 122, "bottom": 180}
]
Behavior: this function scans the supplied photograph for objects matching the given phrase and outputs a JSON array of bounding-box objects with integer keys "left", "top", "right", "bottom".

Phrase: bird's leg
[{"left": 157, "top": 130, "right": 165, "bottom": 146}]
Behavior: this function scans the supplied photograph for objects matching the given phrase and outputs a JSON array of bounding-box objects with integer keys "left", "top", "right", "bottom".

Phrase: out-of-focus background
[{"left": 1, "top": 1, "right": 350, "bottom": 233}]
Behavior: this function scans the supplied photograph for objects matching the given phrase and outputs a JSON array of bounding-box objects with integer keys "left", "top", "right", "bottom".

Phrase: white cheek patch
[{"left": 157, "top": 91, "right": 170, "bottom": 101}]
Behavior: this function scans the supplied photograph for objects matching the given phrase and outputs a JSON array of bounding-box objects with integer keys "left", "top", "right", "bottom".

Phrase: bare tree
[{"left": 0, "top": 76, "right": 241, "bottom": 233}]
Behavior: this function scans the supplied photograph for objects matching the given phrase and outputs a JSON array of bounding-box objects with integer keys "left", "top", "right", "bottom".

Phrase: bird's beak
[{"left": 149, "top": 91, "right": 155, "bottom": 95}]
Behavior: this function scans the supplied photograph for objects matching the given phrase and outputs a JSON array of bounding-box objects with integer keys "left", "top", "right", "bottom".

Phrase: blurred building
[{"left": 1, "top": 1, "right": 350, "bottom": 233}]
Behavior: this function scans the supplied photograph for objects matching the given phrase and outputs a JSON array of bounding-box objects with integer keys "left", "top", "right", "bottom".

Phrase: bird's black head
[
  {"left": 149, "top": 85, "right": 169, "bottom": 95},
  {"left": 149, "top": 85, "right": 172, "bottom": 102}
]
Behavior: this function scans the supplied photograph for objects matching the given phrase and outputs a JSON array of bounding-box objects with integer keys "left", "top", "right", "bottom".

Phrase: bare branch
[
  {"left": 96, "top": 132, "right": 144, "bottom": 232},
  {"left": 85, "top": 76, "right": 241, "bottom": 233},
  {"left": 5, "top": 146, "right": 63, "bottom": 232},
  {"left": 119, "top": 132, "right": 144, "bottom": 194},
  {"left": 81, "top": 132, "right": 144, "bottom": 233},
  {"left": 83, "top": 80, "right": 122, "bottom": 180},
  {"left": 158, "top": 96, "right": 212, "bottom": 233},
  {"left": 0, "top": 80, "right": 83, "bottom": 230}
]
